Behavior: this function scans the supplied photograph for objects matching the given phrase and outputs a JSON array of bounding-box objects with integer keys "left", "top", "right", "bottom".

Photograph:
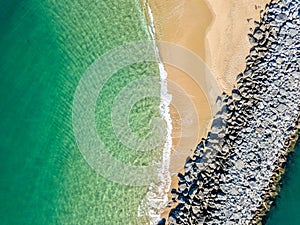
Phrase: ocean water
[
  {"left": 0, "top": 0, "right": 167, "bottom": 224},
  {"left": 266, "top": 136, "right": 300, "bottom": 225}
]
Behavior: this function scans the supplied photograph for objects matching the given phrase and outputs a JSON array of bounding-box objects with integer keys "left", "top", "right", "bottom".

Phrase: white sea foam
[{"left": 137, "top": 1, "right": 173, "bottom": 224}]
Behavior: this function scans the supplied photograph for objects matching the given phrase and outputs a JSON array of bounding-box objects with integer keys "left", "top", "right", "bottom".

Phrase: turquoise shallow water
[{"left": 0, "top": 0, "right": 163, "bottom": 224}]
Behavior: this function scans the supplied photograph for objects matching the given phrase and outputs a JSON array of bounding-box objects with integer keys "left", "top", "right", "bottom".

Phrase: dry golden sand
[
  {"left": 205, "top": 0, "right": 271, "bottom": 93},
  {"left": 147, "top": 0, "right": 270, "bottom": 220}
]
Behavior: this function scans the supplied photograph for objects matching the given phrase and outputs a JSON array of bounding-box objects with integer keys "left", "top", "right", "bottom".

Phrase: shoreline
[
  {"left": 137, "top": 2, "right": 172, "bottom": 223},
  {"left": 146, "top": 0, "right": 272, "bottom": 223},
  {"left": 146, "top": 0, "right": 214, "bottom": 220}
]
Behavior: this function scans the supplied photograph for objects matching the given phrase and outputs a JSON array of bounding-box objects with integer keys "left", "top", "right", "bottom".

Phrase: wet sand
[
  {"left": 147, "top": 0, "right": 270, "bottom": 220},
  {"left": 147, "top": 0, "right": 213, "bottom": 218}
]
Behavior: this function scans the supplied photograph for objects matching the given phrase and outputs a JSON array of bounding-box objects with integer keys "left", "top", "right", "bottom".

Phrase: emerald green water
[{"left": 0, "top": 0, "right": 162, "bottom": 224}]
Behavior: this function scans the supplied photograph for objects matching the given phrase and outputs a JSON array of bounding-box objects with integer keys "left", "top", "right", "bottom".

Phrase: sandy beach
[{"left": 148, "top": 0, "right": 271, "bottom": 220}]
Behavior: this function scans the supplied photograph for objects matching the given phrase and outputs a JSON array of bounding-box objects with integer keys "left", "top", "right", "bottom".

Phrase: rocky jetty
[{"left": 160, "top": 0, "right": 300, "bottom": 224}]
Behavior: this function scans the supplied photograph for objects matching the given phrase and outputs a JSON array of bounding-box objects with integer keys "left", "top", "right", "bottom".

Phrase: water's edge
[{"left": 137, "top": 1, "right": 173, "bottom": 224}]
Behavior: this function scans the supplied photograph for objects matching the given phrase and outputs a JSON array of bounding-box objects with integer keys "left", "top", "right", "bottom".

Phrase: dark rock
[{"left": 157, "top": 218, "right": 166, "bottom": 225}]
